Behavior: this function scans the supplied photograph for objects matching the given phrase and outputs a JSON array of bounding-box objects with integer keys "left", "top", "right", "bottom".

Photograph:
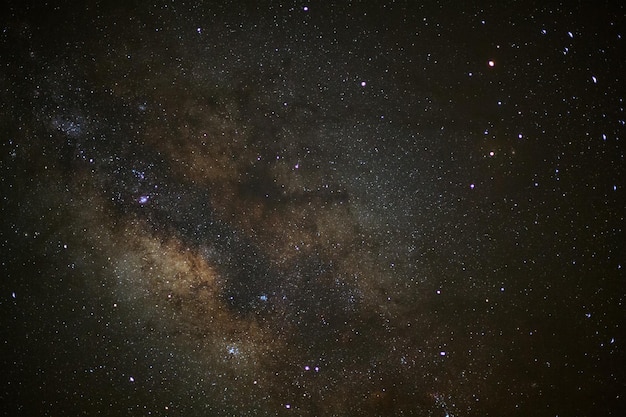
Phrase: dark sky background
[{"left": 1, "top": 1, "right": 624, "bottom": 416}]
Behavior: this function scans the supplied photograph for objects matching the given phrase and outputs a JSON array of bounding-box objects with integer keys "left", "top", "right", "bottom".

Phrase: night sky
[{"left": 1, "top": 1, "right": 625, "bottom": 416}]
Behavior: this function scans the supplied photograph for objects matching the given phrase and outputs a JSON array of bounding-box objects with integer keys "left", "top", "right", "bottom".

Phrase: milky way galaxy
[{"left": 1, "top": 2, "right": 624, "bottom": 416}]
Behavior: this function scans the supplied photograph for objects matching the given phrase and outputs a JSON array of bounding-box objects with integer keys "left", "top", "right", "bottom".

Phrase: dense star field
[{"left": 1, "top": 1, "right": 624, "bottom": 416}]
